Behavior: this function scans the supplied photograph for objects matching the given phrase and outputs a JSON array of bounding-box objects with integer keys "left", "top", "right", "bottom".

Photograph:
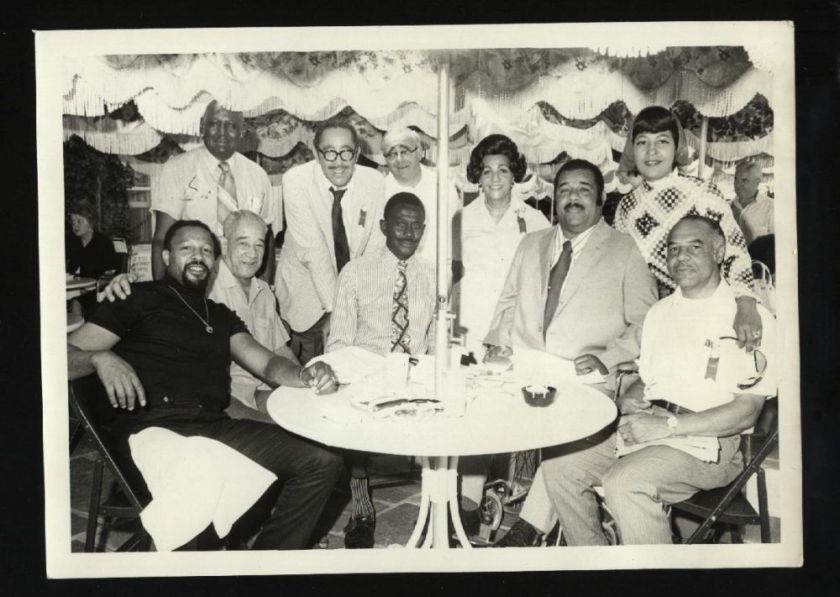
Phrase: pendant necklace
[{"left": 168, "top": 285, "right": 213, "bottom": 334}]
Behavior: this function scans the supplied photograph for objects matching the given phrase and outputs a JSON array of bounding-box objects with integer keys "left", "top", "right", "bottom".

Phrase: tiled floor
[
  {"left": 69, "top": 420, "right": 519, "bottom": 552},
  {"left": 69, "top": 417, "right": 778, "bottom": 551}
]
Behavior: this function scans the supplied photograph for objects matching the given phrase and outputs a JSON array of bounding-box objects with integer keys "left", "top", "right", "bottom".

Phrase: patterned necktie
[
  {"left": 217, "top": 161, "right": 238, "bottom": 224},
  {"left": 391, "top": 260, "right": 411, "bottom": 354},
  {"left": 330, "top": 187, "right": 351, "bottom": 273},
  {"left": 543, "top": 240, "right": 573, "bottom": 337}
]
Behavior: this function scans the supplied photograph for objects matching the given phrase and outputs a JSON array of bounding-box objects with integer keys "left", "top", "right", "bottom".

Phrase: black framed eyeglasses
[
  {"left": 318, "top": 148, "right": 356, "bottom": 162},
  {"left": 717, "top": 336, "right": 768, "bottom": 390},
  {"left": 384, "top": 146, "right": 418, "bottom": 161}
]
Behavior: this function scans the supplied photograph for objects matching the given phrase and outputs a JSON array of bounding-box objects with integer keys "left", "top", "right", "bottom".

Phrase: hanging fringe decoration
[
  {"left": 684, "top": 129, "right": 774, "bottom": 161},
  {"left": 63, "top": 51, "right": 773, "bottom": 134}
]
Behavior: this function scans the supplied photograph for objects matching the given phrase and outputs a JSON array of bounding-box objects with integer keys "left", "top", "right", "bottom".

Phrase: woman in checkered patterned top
[{"left": 614, "top": 106, "right": 763, "bottom": 348}]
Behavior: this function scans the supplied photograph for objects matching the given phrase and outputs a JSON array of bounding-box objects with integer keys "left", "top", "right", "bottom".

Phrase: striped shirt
[{"left": 327, "top": 247, "right": 436, "bottom": 356}]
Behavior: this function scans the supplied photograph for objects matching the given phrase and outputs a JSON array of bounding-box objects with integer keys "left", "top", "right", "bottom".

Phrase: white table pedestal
[{"left": 406, "top": 456, "right": 472, "bottom": 549}]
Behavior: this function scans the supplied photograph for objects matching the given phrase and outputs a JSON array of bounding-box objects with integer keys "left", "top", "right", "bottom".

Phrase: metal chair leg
[
  {"left": 757, "top": 469, "right": 771, "bottom": 543},
  {"left": 84, "top": 458, "right": 104, "bottom": 552}
]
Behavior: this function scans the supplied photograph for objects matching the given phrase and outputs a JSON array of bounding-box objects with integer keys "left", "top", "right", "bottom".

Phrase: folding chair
[
  {"left": 672, "top": 398, "right": 778, "bottom": 544},
  {"left": 69, "top": 375, "right": 151, "bottom": 552}
]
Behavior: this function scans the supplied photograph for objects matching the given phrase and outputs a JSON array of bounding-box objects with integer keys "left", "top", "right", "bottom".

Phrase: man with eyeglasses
[
  {"left": 537, "top": 214, "right": 777, "bottom": 545},
  {"left": 326, "top": 192, "right": 436, "bottom": 548},
  {"left": 381, "top": 127, "right": 461, "bottom": 262},
  {"left": 275, "top": 119, "right": 386, "bottom": 365}
]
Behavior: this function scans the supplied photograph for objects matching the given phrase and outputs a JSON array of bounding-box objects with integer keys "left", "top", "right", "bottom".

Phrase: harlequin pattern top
[{"left": 614, "top": 170, "right": 754, "bottom": 298}]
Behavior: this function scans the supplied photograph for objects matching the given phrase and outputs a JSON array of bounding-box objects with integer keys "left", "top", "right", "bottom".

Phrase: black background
[{"left": 3, "top": 0, "right": 838, "bottom": 594}]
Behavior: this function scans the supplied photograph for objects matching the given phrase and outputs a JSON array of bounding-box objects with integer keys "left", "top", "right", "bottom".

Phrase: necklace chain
[{"left": 168, "top": 285, "right": 213, "bottom": 334}]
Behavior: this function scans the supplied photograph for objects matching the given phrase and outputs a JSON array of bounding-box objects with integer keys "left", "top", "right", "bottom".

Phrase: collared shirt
[
  {"left": 638, "top": 280, "right": 777, "bottom": 413},
  {"left": 614, "top": 170, "right": 755, "bottom": 298},
  {"left": 151, "top": 145, "right": 277, "bottom": 235},
  {"left": 209, "top": 260, "right": 291, "bottom": 409},
  {"left": 455, "top": 196, "right": 550, "bottom": 347},
  {"left": 384, "top": 164, "right": 462, "bottom": 262},
  {"left": 732, "top": 189, "right": 774, "bottom": 244},
  {"left": 549, "top": 221, "right": 599, "bottom": 298},
  {"left": 327, "top": 247, "right": 436, "bottom": 356}
]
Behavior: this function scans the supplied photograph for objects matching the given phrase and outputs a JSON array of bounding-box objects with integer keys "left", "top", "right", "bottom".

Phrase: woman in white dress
[
  {"left": 453, "top": 135, "right": 549, "bottom": 533},
  {"left": 452, "top": 134, "right": 550, "bottom": 358}
]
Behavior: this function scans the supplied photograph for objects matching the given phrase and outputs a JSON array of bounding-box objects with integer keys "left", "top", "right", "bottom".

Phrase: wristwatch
[{"left": 666, "top": 415, "right": 679, "bottom": 432}]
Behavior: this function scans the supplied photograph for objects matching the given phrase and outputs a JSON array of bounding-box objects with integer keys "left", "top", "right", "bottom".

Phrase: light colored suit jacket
[
  {"left": 484, "top": 220, "right": 658, "bottom": 374},
  {"left": 275, "top": 160, "right": 386, "bottom": 331}
]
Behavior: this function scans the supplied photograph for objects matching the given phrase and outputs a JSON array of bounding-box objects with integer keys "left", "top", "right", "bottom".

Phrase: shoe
[
  {"left": 344, "top": 515, "right": 375, "bottom": 549},
  {"left": 494, "top": 519, "right": 543, "bottom": 547}
]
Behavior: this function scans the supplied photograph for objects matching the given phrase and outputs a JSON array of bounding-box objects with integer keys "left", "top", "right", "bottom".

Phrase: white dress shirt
[
  {"left": 732, "top": 189, "right": 775, "bottom": 244},
  {"left": 152, "top": 145, "right": 278, "bottom": 235}
]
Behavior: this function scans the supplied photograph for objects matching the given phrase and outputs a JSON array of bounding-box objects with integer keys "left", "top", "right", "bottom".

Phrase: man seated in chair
[
  {"left": 471, "top": 159, "right": 658, "bottom": 546},
  {"left": 540, "top": 214, "right": 777, "bottom": 545},
  {"left": 68, "top": 219, "right": 343, "bottom": 550},
  {"left": 326, "top": 192, "right": 436, "bottom": 548},
  {"left": 102, "top": 210, "right": 298, "bottom": 424}
]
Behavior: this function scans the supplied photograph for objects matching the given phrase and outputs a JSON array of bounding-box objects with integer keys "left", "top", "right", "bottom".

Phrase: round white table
[
  {"left": 267, "top": 376, "right": 616, "bottom": 549},
  {"left": 66, "top": 276, "right": 98, "bottom": 300}
]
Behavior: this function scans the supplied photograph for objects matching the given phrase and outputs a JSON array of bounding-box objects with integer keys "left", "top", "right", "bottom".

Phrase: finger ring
[{"left": 752, "top": 331, "right": 762, "bottom": 338}]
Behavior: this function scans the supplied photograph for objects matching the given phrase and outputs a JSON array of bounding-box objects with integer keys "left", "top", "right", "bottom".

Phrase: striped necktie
[
  {"left": 217, "top": 161, "right": 237, "bottom": 224},
  {"left": 391, "top": 260, "right": 411, "bottom": 354}
]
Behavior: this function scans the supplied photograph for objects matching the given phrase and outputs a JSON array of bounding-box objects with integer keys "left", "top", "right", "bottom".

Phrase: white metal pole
[
  {"left": 697, "top": 116, "right": 709, "bottom": 179},
  {"left": 435, "top": 63, "right": 450, "bottom": 394}
]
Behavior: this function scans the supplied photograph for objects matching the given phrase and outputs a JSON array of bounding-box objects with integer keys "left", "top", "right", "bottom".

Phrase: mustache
[
  {"left": 183, "top": 261, "right": 210, "bottom": 274},
  {"left": 564, "top": 202, "right": 585, "bottom": 210}
]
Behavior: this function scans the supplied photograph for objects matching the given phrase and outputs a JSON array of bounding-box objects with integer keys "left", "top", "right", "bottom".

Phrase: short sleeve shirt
[
  {"left": 151, "top": 146, "right": 276, "bottom": 236},
  {"left": 87, "top": 279, "right": 249, "bottom": 412}
]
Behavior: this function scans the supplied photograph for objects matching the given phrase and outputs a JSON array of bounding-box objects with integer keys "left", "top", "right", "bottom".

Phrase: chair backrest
[
  {"left": 69, "top": 375, "right": 146, "bottom": 509},
  {"left": 111, "top": 237, "right": 130, "bottom": 274},
  {"left": 744, "top": 397, "right": 778, "bottom": 462}
]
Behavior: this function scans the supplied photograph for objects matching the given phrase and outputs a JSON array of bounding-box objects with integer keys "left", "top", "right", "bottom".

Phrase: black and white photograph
[{"left": 35, "top": 22, "right": 801, "bottom": 577}]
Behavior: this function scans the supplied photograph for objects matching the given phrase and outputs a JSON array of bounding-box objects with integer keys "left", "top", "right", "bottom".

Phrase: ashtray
[{"left": 522, "top": 385, "right": 556, "bottom": 407}]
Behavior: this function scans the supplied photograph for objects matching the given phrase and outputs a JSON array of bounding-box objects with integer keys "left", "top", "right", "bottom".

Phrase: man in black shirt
[{"left": 68, "top": 219, "right": 342, "bottom": 550}]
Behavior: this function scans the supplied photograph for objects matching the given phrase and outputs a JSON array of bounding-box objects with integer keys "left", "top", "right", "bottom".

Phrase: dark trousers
[
  {"left": 110, "top": 407, "right": 343, "bottom": 550},
  {"left": 287, "top": 313, "right": 329, "bottom": 366}
]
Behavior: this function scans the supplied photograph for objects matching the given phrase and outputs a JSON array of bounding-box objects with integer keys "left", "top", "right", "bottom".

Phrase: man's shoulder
[
  {"left": 344, "top": 250, "right": 382, "bottom": 272},
  {"left": 599, "top": 221, "right": 641, "bottom": 251},
  {"left": 232, "top": 152, "right": 270, "bottom": 180},
  {"left": 161, "top": 146, "right": 204, "bottom": 171},
  {"left": 353, "top": 164, "right": 386, "bottom": 188},
  {"left": 282, "top": 160, "right": 317, "bottom": 185}
]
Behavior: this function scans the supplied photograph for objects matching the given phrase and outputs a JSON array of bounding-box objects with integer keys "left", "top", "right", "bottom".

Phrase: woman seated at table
[
  {"left": 66, "top": 199, "right": 118, "bottom": 315},
  {"left": 613, "top": 105, "right": 762, "bottom": 346},
  {"left": 452, "top": 134, "right": 549, "bottom": 535}
]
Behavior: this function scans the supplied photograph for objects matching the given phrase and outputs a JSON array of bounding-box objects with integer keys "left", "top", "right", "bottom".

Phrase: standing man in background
[
  {"left": 275, "top": 119, "right": 386, "bottom": 365},
  {"left": 381, "top": 126, "right": 461, "bottom": 263},
  {"left": 151, "top": 100, "right": 278, "bottom": 283},
  {"left": 731, "top": 160, "right": 774, "bottom": 244}
]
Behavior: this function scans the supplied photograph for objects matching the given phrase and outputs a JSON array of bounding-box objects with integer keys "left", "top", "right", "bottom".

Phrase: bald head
[
  {"left": 222, "top": 210, "right": 267, "bottom": 283},
  {"left": 666, "top": 216, "right": 726, "bottom": 298},
  {"left": 201, "top": 100, "right": 245, "bottom": 161},
  {"left": 734, "top": 161, "right": 762, "bottom": 204}
]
